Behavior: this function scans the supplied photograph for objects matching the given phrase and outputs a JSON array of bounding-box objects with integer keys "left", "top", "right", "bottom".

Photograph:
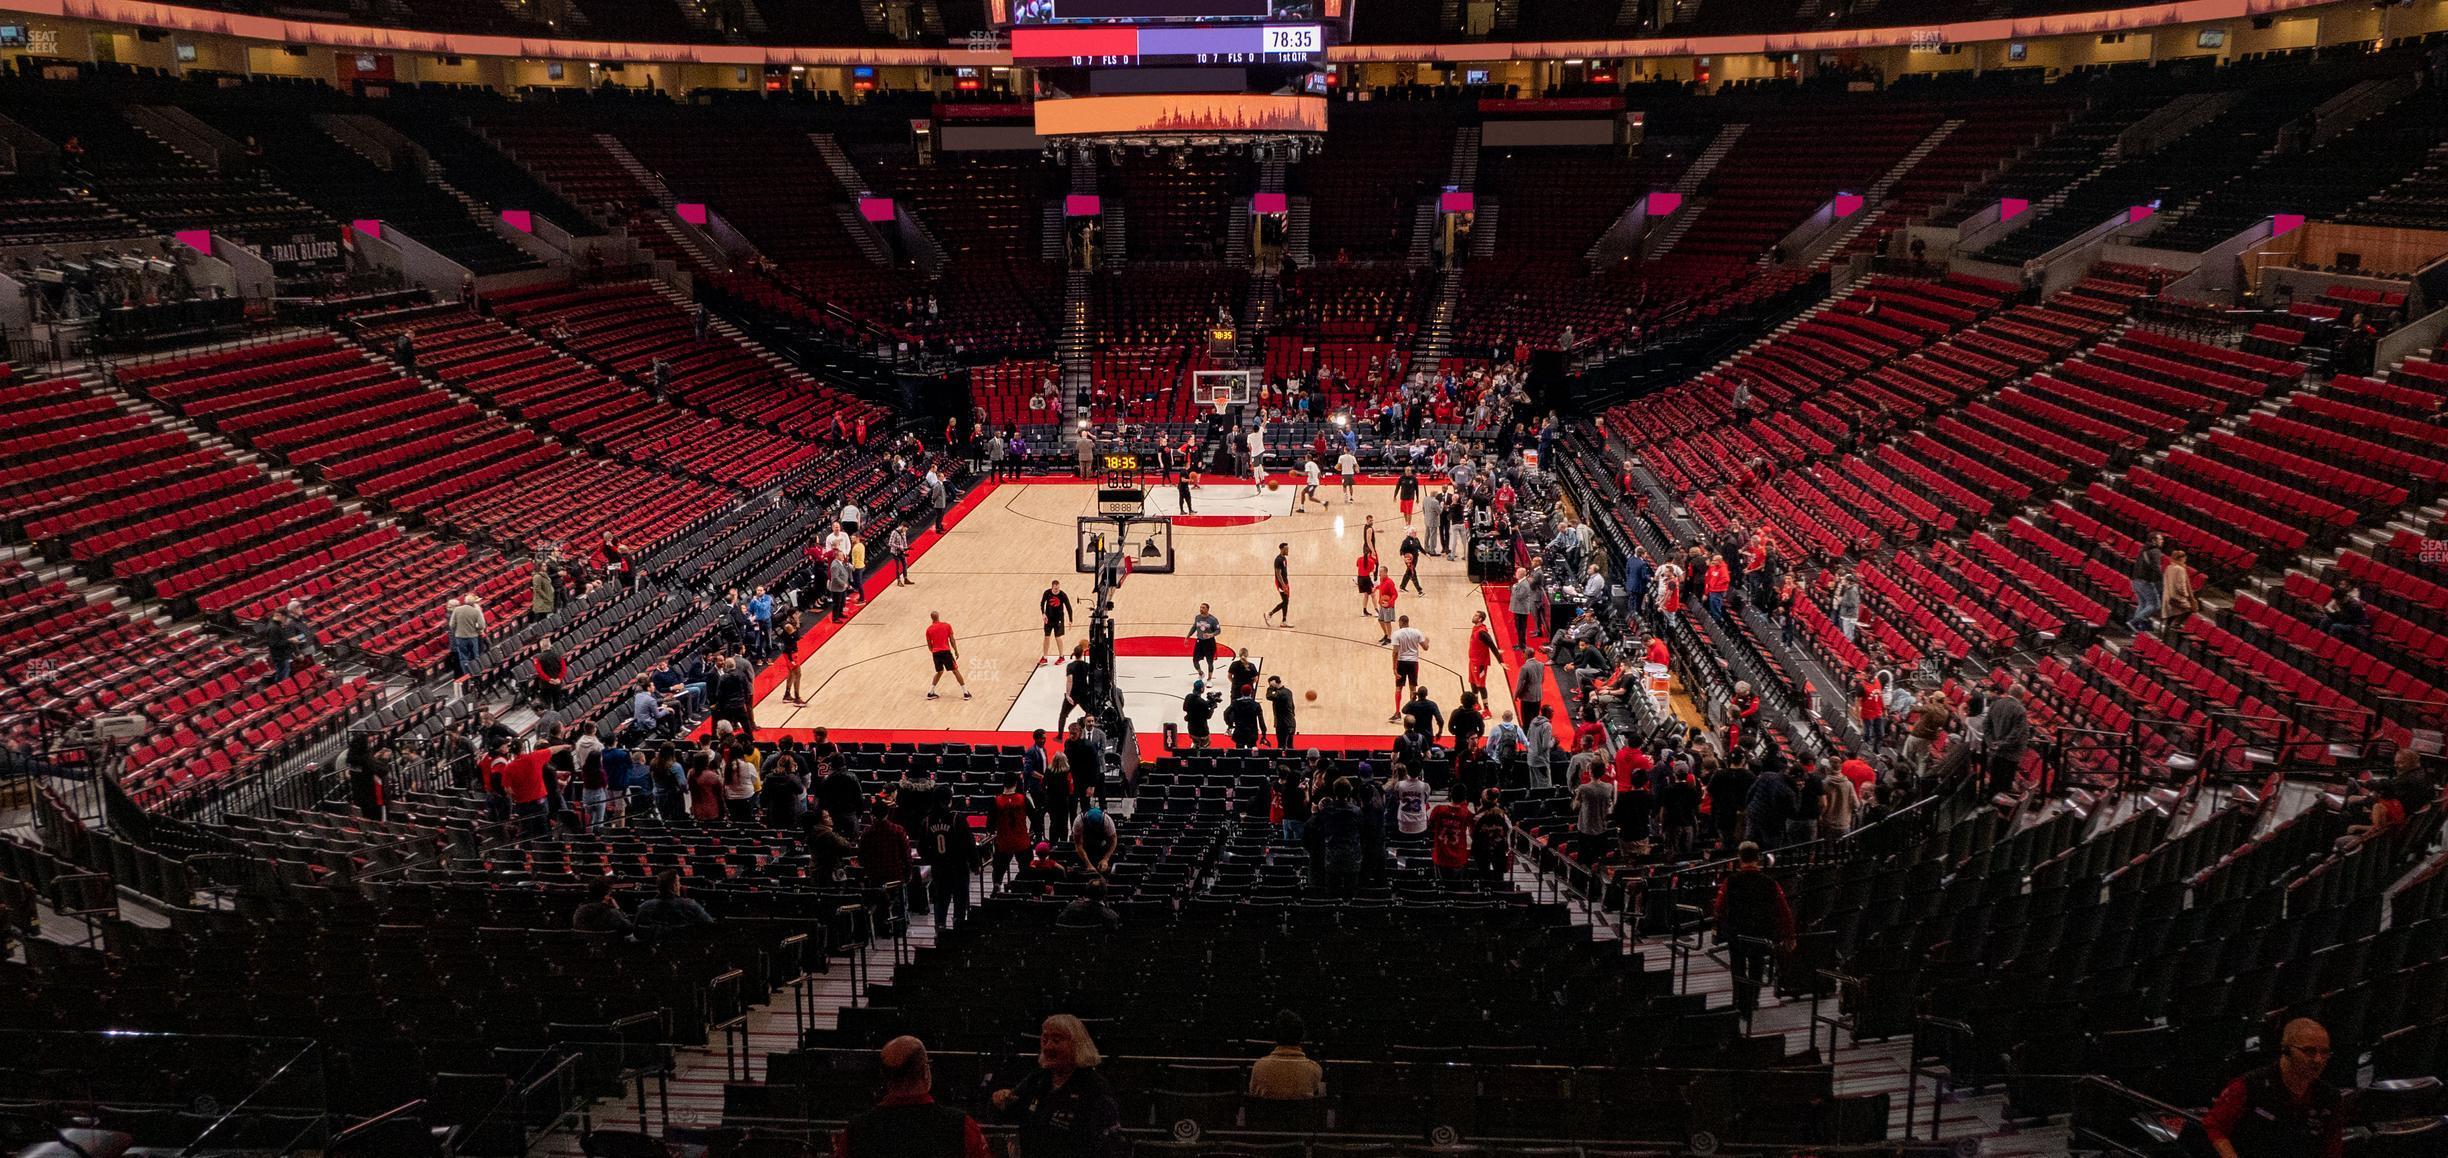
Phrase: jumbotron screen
[
  {"left": 1002, "top": 0, "right": 1319, "bottom": 25},
  {"left": 1011, "top": 22, "right": 1324, "bottom": 67}
]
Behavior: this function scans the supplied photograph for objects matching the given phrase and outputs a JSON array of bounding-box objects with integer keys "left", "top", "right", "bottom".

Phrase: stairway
[
  {"left": 1041, "top": 203, "right": 1066, "bottom": 260},
  {"left": 806, "top": 132, "right": 871, "bottom": 196},
  {"left": 1410, "top": 268, "right": 1465, "bottom": 367},
  {"left": 735, "top": 0, "right": 768, "bottom": 33},
  {"left": 830, "top": 204, "right": 894, "bottom": 267},
  {"left": 1491, "top": 0, "right": 1520, "bottom": 31},
  {"left": 1674, "top": 122, "right": 1747, "bottom": 194},
  {"left": 1808, "top": 118, "right": 1963, "bottom": 264},
  {"left": 1105, "top": 207, "right": 1128, "bottom": 268},
  {"left": 1060, "top": 268, "right": 1093, "bottom": 404},
  {"left": 1225, "top": 200, "right": 1252, "bottom": 267},
  {"left": 1468, "top": 200, "right": 1500, "bottom": 258},
  {"left": 595, "top": 134, "right": 727, "bottom": 273},
  {"left": 916, "top": 0, "right": 945, "bottom": 37},
  {"left": 1238, "top": 271, "right": 1276, "bottom": 364},
  {"left": 596, "top": 134, "right": 677, "bottom": 208},
  {"left": 1284, "top": 196, "right": 1313, "bottom": 266},
  {"left": 1405, "top": 201, "right": 1438, "bottom": 268},
  {"left": 1446, "top": 124, "right": 1481, "bottom": 189}
]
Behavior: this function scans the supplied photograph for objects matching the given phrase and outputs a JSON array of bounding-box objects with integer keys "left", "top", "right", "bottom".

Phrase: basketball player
[
  {"left": 1360, "top": 514, "right": 1379, "bottom": 561},
  {"left": 1039, "top": 580, "right": 1075, "bottom": 664},
  {"left": 1374, "top": 568, "right": 1399, "bottom": 645},
  {"left": 1176, "top": 466, "right": 1195, "bottom": 514},
  {"left": 1388, "top": 614, "right": 1428, "bottom": 721},
  {"left": 1187, "top": 603, "right": 1222, "bottom": 680},
  {"left": 1355, "top": 548, "right": 1378, "bottom": 617},
  {"left": 1299, "top": 456, "right": 1323, "bottom": 511},
  {"left": 1399, "top": 526, "right": 1425, "bottom": 593},
  {"left": 1336, "top": 446, "right": 1358, "bottom": 501},
  {"left": 1059, "top": 642, "right": 1094, "bottom": 732},
  {"left": 1466, "top": 610, "right": 1499, "bottom": 704},
  {"left": 1395, "top": 467, "right": 1420, "bottom": 522},
  {"left": 1265, "top": 542, "right": 1293, "bottom": 627},
  {"left": 923, "top": 611, "right": 971, "bottom": 700}
]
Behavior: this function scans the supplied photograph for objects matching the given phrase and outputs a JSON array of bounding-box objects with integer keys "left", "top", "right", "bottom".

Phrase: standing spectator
[
  {"left": 989, "top": 774, "right": 1033, "bottom": 889},
  {"left": 760, "top": 756, "right": 806, "bottom": 829},
  {"left": 927, "top": 466, "right": 952, "bottom": 534},
  {"left": 2129, "top": 532, "right": 2166, "bottom": 633},
  {"left": 1857, "top": 672, "right": 1887, "bottom": 754},
  {"left": 1471, "top": 788, "right": 1512, "bottom": 879},
  {"left": 1903, "top": 689, "right": 1950, "bottom": 781},
  {"left": 860, "top": 808, "right": 915, "bottom": 911},
  {"left": 1821, "top": 759, "right": 1859, "bottom": 838},
  {"left": 887, "top": 525, "right": 914, "bottom": 586},
  {"left": 1983, "top": 685, "right": 2030, "bottom": 795},
  {"left": 343, "top": 733, "right": 389, "bottom": 821},
  {"left": 447, "top": 595, "right": 486, "bottom": 677},
  {"left": 722, "top": 742, "right": 760, "bottom": 821},
  {"left": 993, "top": 1015, "right": 1123, "bottom": 1158},
  {"left": 264, "top": 601, "right": 312, "bottom": 684},
  {"left": 920, "top": 788, "right": 979, "bottom": 928},
  {"left": 2200, "top": 1018, "right": 2343, "bottom": 1158},
  {"left": 688, "top": 752, "right": 725, "bottom": 820},
  {"left": 530, "top": 564, "right": 556, "bottom": 617},
  {"left": 1308, "top": 779, "right": 1364, "bottom": 898},
  {"left": 1703, "top": 553, "right": 1731, "bottom": 620},
  {"left": 1712, "top": 842, "right": 1794, "bottom": 1019},
  {"left": 1572, "top": 765, "right": 1616, "bottom": 862},
  {"left": 1273, "top": 762, "right": 1311, "bottom": 843},
  {"left": 827, "top": 552, "right": 856, "bottom": 623},
  {"left": 1514, "top": 652, "right": 1547, "bottom": 724},
  {"left": 1509, "top": 564, "right": 1544, "bottom": 650},
  {"left": 2161, "top": 548, "right": 2198, "bottom": 637},
  {"left": 1833, "top": 572, "right": 1862, "bottom": 643},
  {"left": 838, "top": 1037, "right": 991, "bottom": 1158},
  {"left": 1526, "top": 705, "right": 1556, "bottom": 786},
  {"left": 531, "top": 636, "right": 568, "bottom": 711},
  {"left": 1427, "top": 783, "right": 1474, "bottom": 880},
  {"left": 1743, "top": 760, "right": 1797, "bottom": 848}
]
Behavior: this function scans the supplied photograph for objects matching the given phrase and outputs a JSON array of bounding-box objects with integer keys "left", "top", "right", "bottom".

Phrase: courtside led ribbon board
[
  {"left": 1065, "top": 194, "right": 1103, "bottom": 217},
  {"left": 676, "top": 202, "right": 709, "bottom": 225},
  {"left": 500, "top": 210, "right": 533, "bottom": 233},
  {"left": 858, "top": 197, "right": 898, "bottom": 224},
  {"left": 1251, "top": 193, "right": 1287, "bottom": 215},
  {"left": 1646, "top": 191, "right": 1681, "bottom": 216}
]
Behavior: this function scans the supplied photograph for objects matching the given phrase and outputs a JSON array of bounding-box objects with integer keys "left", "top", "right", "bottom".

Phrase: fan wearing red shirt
[
  {"left": 1857, "top": 675, "right": 1887, "bottom": 752},
  {"left": 1466, "top": 610, "right": 1498, "bottom": 702},
  {"left": 500, "top": 744, "right": 566, "bottom": 836},
  {"left": 923, "top": 611, "right": 971, "bottom": 701},
  {"left": 1426, "top": 783, "right": 1475, "bottom": 880},
  {"left": 1703, "top": 557, "right": 1731, "bottom": 619},
  {"left": 1645, "top": 636, "right": 1669, "bottom": 668},
  {"left": 1355, "top": 551, "right": 1378, "bottom": 615},
  {"left": 1612, "top": 746, "right": 1653, "bottom": 792}
]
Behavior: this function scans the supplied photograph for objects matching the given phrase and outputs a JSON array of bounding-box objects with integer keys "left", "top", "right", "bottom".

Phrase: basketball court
[{"left": 749, "top": 474, "right": 1555, "bottom": 749}]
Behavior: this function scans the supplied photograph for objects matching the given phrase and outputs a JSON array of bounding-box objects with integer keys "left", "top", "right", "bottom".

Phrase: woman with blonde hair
[{"left": 993, "top": 1014, "right": 1121, "bottom": 1158}]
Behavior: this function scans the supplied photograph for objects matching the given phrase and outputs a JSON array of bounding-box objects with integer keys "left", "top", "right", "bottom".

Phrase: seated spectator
[
  {"left": 838, "top": 1036, "right": 990, "bottom": 1158},
  {"left": 573, "top": 877, "right": 635, "bottom": 937},
  {"left": 1058, "top": 876, "right": 1120, "bottom": 931},
  {"left": 630, "top": 676, "right": 674, "bottom": 737},
  {"left": 806, "top": 808, "right": 856, "bottom": 882},
  {"left": 1248, "top": 1010, "right": 1326, "bottom": 1100},
  {"left": 636, "top": 870, "right": 715, "bottom": 930},
  {"left": 2200, "top": 1017, "right": 2342, "bottom": 1158}
]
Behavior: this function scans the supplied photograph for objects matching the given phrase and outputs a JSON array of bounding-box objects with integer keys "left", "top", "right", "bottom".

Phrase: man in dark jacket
[
  {"left": 837, "top": 1036, "right": 990, "bottom": 1158},
  {"left": 1265, "top": 676, "right": 1298, "bottom": 748},
  {"left": 1712, "top": 842, "right": 1795, "bottom": 1019},
  {"left": 1743, "top": 762, "right": 1797, "bottom": 849},
  {"left": 1983, "top": 685, "right": 2030, "bottom": 795},
  {"left": 1225, "top": 688, "right": 1266, "bottom": 749}
]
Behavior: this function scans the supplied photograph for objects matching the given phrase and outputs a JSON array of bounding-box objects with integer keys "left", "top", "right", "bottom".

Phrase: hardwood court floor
[{"left": 754, "top": 479, "right": 1519, "bottom": 741}]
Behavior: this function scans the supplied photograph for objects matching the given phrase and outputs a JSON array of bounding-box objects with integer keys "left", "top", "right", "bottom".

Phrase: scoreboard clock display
[{"left": 1010, "top": 22, "right": 1326, "bottom": 66}]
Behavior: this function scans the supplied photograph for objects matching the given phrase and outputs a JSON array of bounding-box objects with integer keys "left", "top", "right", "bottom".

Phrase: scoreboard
[
  {"left": 1011, "top": 22, "right": 1324, "bottom": 66},
  {"left": 1005, "top": 0, "right": 1316, "bottom": 24}
]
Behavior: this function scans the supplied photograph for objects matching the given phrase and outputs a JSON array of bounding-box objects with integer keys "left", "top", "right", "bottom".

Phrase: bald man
[
  {"left": 2200, "top": 1018, "right": 2343, "bottom": 1158},
  {"left": 836, "top": 1035, "right": 989, "bottom": 1158}
]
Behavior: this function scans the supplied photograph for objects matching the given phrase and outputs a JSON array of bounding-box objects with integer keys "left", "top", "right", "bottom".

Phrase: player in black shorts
[
  {"left": 1187, "top": 603, "right": 1222, "bottom": 680},
  {"left": 1039, "top": 580, "right": 1075, "bottom": 665},
  {"left": 1264, "top": 542, "right": 1293, "bottom": 627},
  {"left": 1058, "top": 642, "right": 1094, "bottom": 731}
]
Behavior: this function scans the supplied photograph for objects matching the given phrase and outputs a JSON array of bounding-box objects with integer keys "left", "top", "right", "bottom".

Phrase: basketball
[
  {"left": 1268, "top": 481, "right": 1280, "bottom": 491},
  {"left": 1304, "top": 690, "right": 1317, "bottom": 702}
]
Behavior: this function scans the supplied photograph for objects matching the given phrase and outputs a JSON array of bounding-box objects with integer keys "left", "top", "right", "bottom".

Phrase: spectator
[
  {"left": 1057, "top": 877, "right": 1121, "bottom": 931},
  {"left": 722, "top": 742, "right": 760, "bottom": 822},
  {"left": 636, "top": 870, "right": 715, "bottom": 929},
  {"left": 1902, "top": 689, "right": 1950, "bottom": 781},
  {"left": 1471, "top": 788, "right": 1511, "bottom": 879},
  {"left": 447, "top": 595, "right": 486, "bottom": 677},
  {"left": 1572, "top": 765, "right": 1616, "bottom": 862},
  {"left": 2161, "top": 548, "right": 2198, "bottom": 637},
  {"left": 1308, "top": 778, "right": 1364, "bottom": 898},
  {"left": 1072, "top": 790, "right": 1120, "bottom": 877},
  {"left": 2200, "top": 1018, "right": 2342, "bottom": 1158},
  {"left": 531, "top": 636, "right": 568, "bottom": 711},
  {"left": 1983, "top": 685, "right": 2030, "bottom": 796},
  {"left": 994, "top": 1015, "right": 1123, "bottom": 1158},
  {"left": 2128, "top": 532, "right": 2166, "bottom": 633},
  {"left": 860, "top": 809, "right": 915, "bottom": 909},
  {"left": 1857, "top": 673, "right": 1888, "bottom": 753},
  {"left": 1821, "top": 759, "right": 1860, "bottom": 838},
  {"left": 688, "top": 752, "right": 725, "bottom": 821},
  {"left": 920, "top": 788, "right": 979, "bottom": 928},
  {"left": 1427, "top": 782, "right": 1475, "bottom": 880},
  {"left": 838, "top": 1036, "right": 990, "bottom": 1158},
  {"left": 1743, "top": 760, "right": 1797, "bottom": 848},
  {"left": 530, "top": 564, "right": 556, "bottom": 617},
  {"left": 1248, "top": 1010, "right": 1326, "bottom": 1100},
  {"left": 760, "top": 756, "right": 806, "bottom": 829},
  {"left": 342, "top": 733, "right": 389, "bottom": 822},
  {"left": 1712, "top": 842, "right": 1794, "bottom": 1019},
  {"left": 573, "top": 877, "right": 636, "bottom": 937},
  {"left": 989, "top": 774, "right": 1033, "bottom": 889},
  {"left": 806, "top": 808, "right": 856, "bottom": 883},
  {"left": 502, "top": 742, "right": 566, "bottom": 836}
]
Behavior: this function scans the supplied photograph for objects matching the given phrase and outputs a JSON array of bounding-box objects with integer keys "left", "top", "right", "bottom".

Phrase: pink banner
[
  {"left": 1251, "top": 192, "right": 1287, "bottom": 215},
  {"left": 1439, "top": 191, "right": 1474, "bottom": 214},
  {"left": 1832, "top": 193, "right": 1865, "bottom": 219},
  {"left": 174, "top": 228, "right": 212, "bottom": 252},
  {"left": 2128, "top": 204, "right": 2156, "bottom": 224},
  {"left": 858, "top": 197, "right": 897, "bottom": 223},
  {"left": 500, "top": 209, "right": 533, "bottom": 233},
  {"left": 1646, "top": 191, "right": 1682, "bottom": 216},
  {"left": 676, "top": 202, "right": 709, "bottom": 225},
  {"left": 1064, "top": 194, "right": 1102, "bottom": 217},
  {"left": 2000, "top": 197, "right": 2029, "bottom": 221},
  {"left": 351, "top": 218, "right": 383, "bottom": 239},
  {"left": 2272, "top": 213, "right": 2305, "bottom": 237}
]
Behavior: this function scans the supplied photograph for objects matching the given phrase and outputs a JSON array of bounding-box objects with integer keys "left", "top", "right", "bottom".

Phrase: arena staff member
[{"left": 2200, "top": 1018, "right": 2343, "bottom": 1158}]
